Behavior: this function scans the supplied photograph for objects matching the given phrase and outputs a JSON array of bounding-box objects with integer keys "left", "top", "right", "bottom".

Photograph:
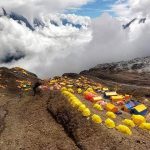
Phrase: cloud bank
[
  {"left": 0, "top": 0, "right": 93, "bottom": 19},
  {"left": 0, "top": 14, "right": 92, "bottom": 77},
  {"left": 112, "top": 0, "right": 150, "bottom": 20},
  {"left": 82, "top": 13, "right": 150, "bottom": 69},
  {"left": 0, "top": 0, "right": 150, "bottom": 78}
]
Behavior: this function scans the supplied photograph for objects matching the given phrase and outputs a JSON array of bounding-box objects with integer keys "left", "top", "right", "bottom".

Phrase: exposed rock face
[{"left": 123, "top": 18, "right": 146, "bottom": 29}]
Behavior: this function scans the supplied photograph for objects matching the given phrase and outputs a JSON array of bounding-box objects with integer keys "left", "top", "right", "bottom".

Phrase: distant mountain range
[
  {"left": 94, "top": 56, "right": 150, "bottom": 73},
  {"left": 0, "top": 8, "right": 87, "bottom": 31},
  {"left": 81, "top": 56, "right": 150, "bottom": 86},
  {"left": 0, "top": 8, "right": 35, "bottom": 31},
  {"left": 123, "top": 18, "right": 146, "bottom": 29},
  {"left": 0, "top": 8, "right": 147, "bottom": 31}
]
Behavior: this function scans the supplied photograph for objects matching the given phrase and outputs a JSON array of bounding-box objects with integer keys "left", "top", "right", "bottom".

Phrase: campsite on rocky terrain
[
  {"left": 1, "top": 1, "right": 150, "bottom": 149},
  {"left": 0, "top": 66, "right": 150, "bottom": 150}
]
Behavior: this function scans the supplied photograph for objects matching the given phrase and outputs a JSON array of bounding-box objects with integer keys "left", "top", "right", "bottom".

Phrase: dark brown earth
[
  {"left": 0, "top": 67, "right": 150, "bottom": 150},
  {"left": 0, "top": 67, "right": 39, "bottom": 94},
  {"left": 0, "top": 90, "right": 78, "bottom": 150},
  {"left": 80, "top": 70, "right": 150, "bottom": 98},
  {"left": 80, "top": 69, "right": 150, "bottom": 86},
  {"left": 0, "top": 68, "right": 78, "bottom": 150}
]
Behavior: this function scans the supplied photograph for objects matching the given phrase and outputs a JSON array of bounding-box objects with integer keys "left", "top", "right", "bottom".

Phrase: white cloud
[
  {"left": 112, "top": 0, "right": 150, "bottom": 20},
  {"left": 0, "top": 14, "right": 92, "bottom": 77},
  {"left": 1, "top": 12, "right": 150, "bottom": 77},
  {"left": 0, "top": 0, "right": 94, "bottom": 19},
  {"left": 82, "top": 13, "right": 150, "bottom": 70},
  {"left": 0, "top": 0, "right": 150, "bottom": 78}
]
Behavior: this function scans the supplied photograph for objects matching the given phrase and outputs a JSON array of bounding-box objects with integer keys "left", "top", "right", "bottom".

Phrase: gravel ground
[{"left": 0, "top": 91, "right": 78, "bottom": 150}]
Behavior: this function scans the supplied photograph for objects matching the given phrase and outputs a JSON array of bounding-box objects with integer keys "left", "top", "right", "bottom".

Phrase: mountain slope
[
  {"left": 95, "top": 56, "right": 150, "bottom": 73},
  {"left": 123, "top": 18, "right": 146, "bottom": 29},
  {"left": 0, "top": 8, "right": 88, "bottom": 31},
  {"left": 1, "top": 8, "right": 35, "bottom": 31},
  {"left": 0, "top": 67, "right": 79, "bottom": 149},
  {"left": 80, "top": 56, "right": 150, "bottom": 87},
  {"left": 0, "top": 67, "right": 38, "bottom": 93},
  {"left": 0, "top": 67, "right": 150, "bottom": 149}
]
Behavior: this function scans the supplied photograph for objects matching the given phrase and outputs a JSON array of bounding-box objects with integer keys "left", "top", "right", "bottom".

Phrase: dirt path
[{"left": 0, "top": 91, "right": 79, "bottom": 150}]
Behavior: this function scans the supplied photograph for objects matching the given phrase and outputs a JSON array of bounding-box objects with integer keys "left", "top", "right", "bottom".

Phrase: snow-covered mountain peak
[
  {"left": 123, "top": 18, "right": 147, "bottom": 29},
  {"left": 95, "top": 56, "right": 150, "bottom": 73},
  {"left": 0, "top": 8, "right": 90, "bottom": 31}
]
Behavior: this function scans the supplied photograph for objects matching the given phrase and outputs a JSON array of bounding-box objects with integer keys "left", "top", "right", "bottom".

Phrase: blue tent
[
  {"left": 131, "top": 104, "right": 148, "bottom": 116},
  {"left": 124, "top": 100, "right": 139, "bottom": 112}
]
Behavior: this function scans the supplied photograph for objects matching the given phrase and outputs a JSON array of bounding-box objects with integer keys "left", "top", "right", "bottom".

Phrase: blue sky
[{"left": 67, "top": 0, "right": 118, "bottom": 18}]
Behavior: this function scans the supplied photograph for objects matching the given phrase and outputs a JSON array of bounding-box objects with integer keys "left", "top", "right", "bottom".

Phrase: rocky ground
[
  {"left": 0, "top": 67, "right": 150, "bottom": 150},
  {"left": 0, "top": 68, "right": 78, "bottom": 150},
  {"left": 0, "top": 90, "right": 78, "bottom": 150},
  {"left": 82, "top": 56, "right": 150, "bottom": 87},
  {"left": 80, "top": 60, "right": 150, "bottom": 98}
]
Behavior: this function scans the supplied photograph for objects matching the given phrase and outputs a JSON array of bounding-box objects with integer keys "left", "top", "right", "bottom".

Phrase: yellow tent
[
  {"left": 111, "top": 95, "right": 124, "bottom": 102},
  {"left": 134, "top": 104, "right": 147, "bottom": 112},
  {"left": 105, "top": 103, "right": 118, "bottom": 113},
  {"left": 102, "top": 87, "right": 109, "bottom": 91},
  {"left": 132, "top": 104, "right": 148, "bottom": 115},
  {"left": 104, "top": 91, "right": 117, "bottom": 98},
  {"left": 92, "top": 96, "right": 103, "bottom": 102}
]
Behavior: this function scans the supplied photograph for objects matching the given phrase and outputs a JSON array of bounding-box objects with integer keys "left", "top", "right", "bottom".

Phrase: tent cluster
[
  {"left": 83, "top": 87, "right": 148, "bottom": 116},
  {"left": 48, "top": 76, "right": 148, "bottom": 116},
  {"left": 16, "top": 80, "right": 32, "bottom": 91},
  {"left": 61, "top": 90, "right": 91, "bottom": 117},
  {"left": 82, "top": 89, "right": 150, "bottom": 134},
  {"left": 13, "top": 67, "right": 29, "bottom": 76},
  {"left": 61, "top": 90, "right": 135, "bottom": 135},
  {"left": 49, "top": 76, "right": 150, "bottom": 135},
  {"left": 48, "top": 76, "right": 102, "bottom": 92}
]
